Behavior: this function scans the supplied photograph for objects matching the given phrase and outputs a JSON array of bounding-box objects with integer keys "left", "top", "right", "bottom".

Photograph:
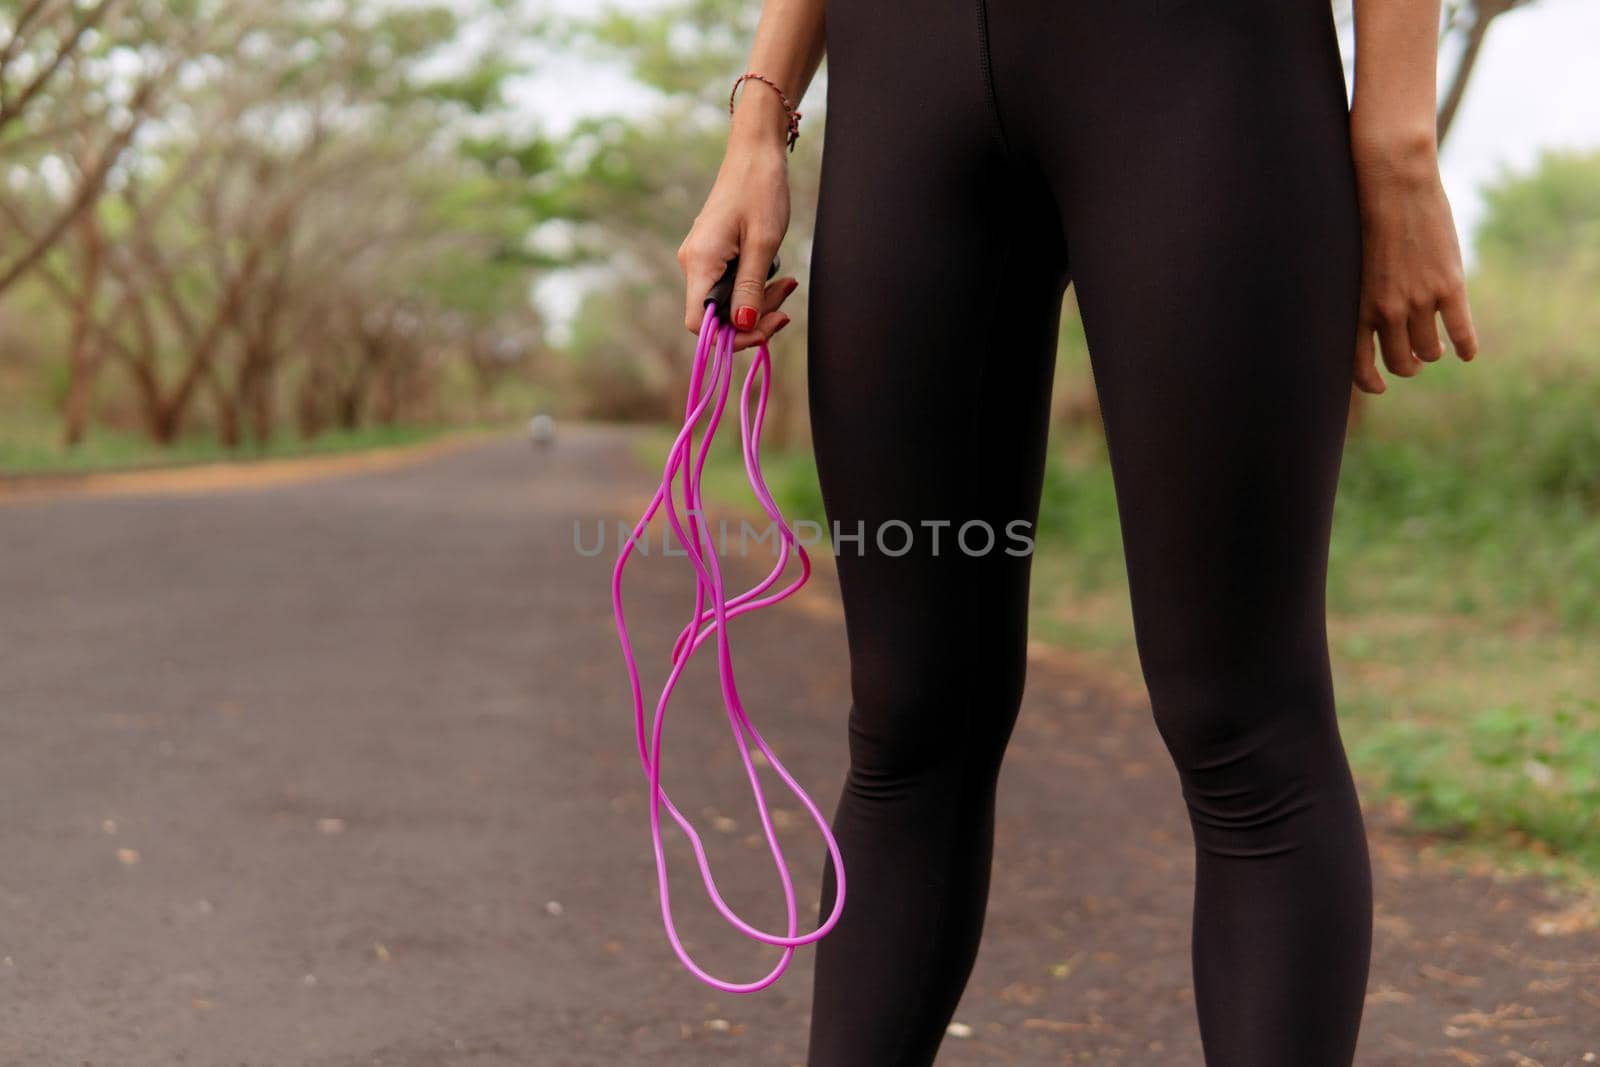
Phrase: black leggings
[{"left": 803, "top": 1, "right": 1372, "bottom": 1063}]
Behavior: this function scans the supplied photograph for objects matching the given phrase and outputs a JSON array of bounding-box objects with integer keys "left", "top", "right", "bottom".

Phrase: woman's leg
[
  {"left": 802, "top": 4, "right": 1070, "bottom": 1063},
  {"left": 986, "top": 0, "right": 1375, "bottom": 1061},
  {"left": 805, "top": 0, "right": 1372, "bottom": 1061}
]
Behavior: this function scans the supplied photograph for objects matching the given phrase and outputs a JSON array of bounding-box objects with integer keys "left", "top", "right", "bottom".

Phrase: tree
[
  {"left": 0, "top": 0, "right": 242, "bottom": 297},
  {"left": 1435, "top": 0, "right": 1538, "bottom": 145},
  {"left": 4, "top": 0, "right": 550, "bottom": 448}
]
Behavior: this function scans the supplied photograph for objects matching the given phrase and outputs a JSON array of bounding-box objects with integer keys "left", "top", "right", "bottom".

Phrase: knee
[
  {"left": 1143, "top": 664, "right": 1348, "bottom": 850},
  {"left": 843, "top": 652, "right": 1027, "bottom": 799}
]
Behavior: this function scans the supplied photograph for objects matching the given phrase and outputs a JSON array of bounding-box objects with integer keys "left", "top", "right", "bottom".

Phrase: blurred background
[{"left": 1, "top": 0, "right": 1598, "bottom": 1062}]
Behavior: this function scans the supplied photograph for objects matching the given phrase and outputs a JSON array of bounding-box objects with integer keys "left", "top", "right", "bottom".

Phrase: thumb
[{"left": 731, "top": 234, "right": 781, "bottom": 331}]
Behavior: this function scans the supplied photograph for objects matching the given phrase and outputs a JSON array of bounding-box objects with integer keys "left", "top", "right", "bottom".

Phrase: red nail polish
[{"left": 734, "top": 306, "right": 757, "bottom": 330}]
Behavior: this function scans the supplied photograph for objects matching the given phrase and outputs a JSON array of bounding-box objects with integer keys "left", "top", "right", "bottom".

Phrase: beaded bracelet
[{"left": 729, "top": 71, "right": 802, "bottom": 153}]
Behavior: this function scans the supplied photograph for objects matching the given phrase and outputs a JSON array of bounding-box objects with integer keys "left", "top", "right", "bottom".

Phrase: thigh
[
  {"left": 806, "top": 25, "right": 1070, "bottom": 741},
  {"left": 1040, "top": 0, "right": 1362, "bottom": 698}
]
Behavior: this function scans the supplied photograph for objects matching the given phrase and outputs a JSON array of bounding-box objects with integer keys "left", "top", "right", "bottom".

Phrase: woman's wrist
[
  {"left": 729, "top": 88, "right": 792, "bottom": 153},
  {"left": 1350, "top": 111, "right": 1439, "bottom": 185}
]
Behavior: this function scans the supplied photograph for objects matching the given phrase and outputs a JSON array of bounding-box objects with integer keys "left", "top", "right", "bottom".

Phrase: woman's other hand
[
  {"left": 678, "top": 85, "right": 799, "bottom": 351},
  {"left": 1350, "top": 127, "right": 1479, "bottom": 395}
]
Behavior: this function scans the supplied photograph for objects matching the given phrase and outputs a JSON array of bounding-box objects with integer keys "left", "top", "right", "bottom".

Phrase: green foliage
[
  {"left": 1330, "top": 368, "right": 1600, "bottom": 630},
  {"left": 462, "top": 134, "right": 563, "bottom": 181},
  {"left": 418, "top": 59, "right": 520, "bottom": 113},
  {"left": 1353, "top": 694, "right": 1600, "bottom": 869},
  {"left": 1476, "top": 148, "right": 1600, "bottom": 274},
  {"left": 1470, "top": 149, "right": 1600, "bottom": 378},
  {"left": 1034, "top": 432, "right": 1128, "bottom": 588},
  {"left": 580, "top": 0, "right": 756, "bottom": 98}
]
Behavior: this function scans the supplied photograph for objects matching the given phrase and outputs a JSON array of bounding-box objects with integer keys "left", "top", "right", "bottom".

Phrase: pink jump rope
[{"left": 610, "top": 254, "right": 846, "bottom": 993}]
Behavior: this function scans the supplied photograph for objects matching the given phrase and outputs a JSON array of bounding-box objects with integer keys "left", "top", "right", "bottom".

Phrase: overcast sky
[{"left": 513, "top": 0, "right": 1600, "bottom": 323}]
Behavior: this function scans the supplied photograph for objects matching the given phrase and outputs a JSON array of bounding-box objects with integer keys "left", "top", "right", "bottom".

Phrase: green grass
[
  {"left": 0, "top": 421, "right": 460, "bottom": 478},
  {"left": 1350, "top": 692, "right": 1600, "bottom": 871},
  {"left": 1328, "top": 360, "right": 1600, "bottom": 631}
]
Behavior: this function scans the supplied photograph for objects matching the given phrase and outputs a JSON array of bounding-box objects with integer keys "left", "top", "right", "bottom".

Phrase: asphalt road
[{"left": 1, "top": 427, "right": 1595, "bottom": 1066}]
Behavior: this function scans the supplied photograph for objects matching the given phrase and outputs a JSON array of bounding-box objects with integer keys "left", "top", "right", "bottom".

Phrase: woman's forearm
[
  {"left": 675, "top": 1, "right": 823, "bottom": 339},
  {"left": 729, "top": 0, "right": 827, "bottom": 153},
  {"left": 1345, "top": 0, "right": 1479, "bottom": 390},
  {"left": 1349, "top": 0, "right": 1441, "bottom": 177}
]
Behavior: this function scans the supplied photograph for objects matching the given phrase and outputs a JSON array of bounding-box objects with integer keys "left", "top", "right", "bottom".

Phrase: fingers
[
  {"left": 1408, "top": 308, "right": 1443, "bottom": 363},
  {"left": 1355, "top": 285, "right": 1479, "bottom": 393},
  {"left": 677, "top": 213, "right": 797, "bottom": 344},
  {"left": 766, "top": 275, "right": 799, "bottom": 314},
  {"left": 731, "top": 276, "right": 800, "bottom": 351},
  {"left": 733, "top": 309, "right": 793, "bottom": 352},
  {"left": 1377, "top": 318, "right": 1421, "bottom": 381},
  {"left": 1373, "top": 297, "right": 1423, "bottom": 381},
  {"left": 1440, "top": 287, "right": 1479, "bottom": 362},
  {"left": 731, "top": 228, "right": 784, "bottom": 331},
  {"left": 679, "top": 231, "right": 736, "bottom": 334},
  {"left": 1353, "top": 320, "right": 1386, "bottom": 395}
]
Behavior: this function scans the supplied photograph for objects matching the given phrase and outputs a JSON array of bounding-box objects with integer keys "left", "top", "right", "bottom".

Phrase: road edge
[{"left": 0, "top": 429, "right": 505, "bottom": 505}]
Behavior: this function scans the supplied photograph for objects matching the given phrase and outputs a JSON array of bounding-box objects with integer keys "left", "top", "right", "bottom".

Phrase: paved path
[{"left": 0, "top": 427, "right": 1595, "bottom": 1066}]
